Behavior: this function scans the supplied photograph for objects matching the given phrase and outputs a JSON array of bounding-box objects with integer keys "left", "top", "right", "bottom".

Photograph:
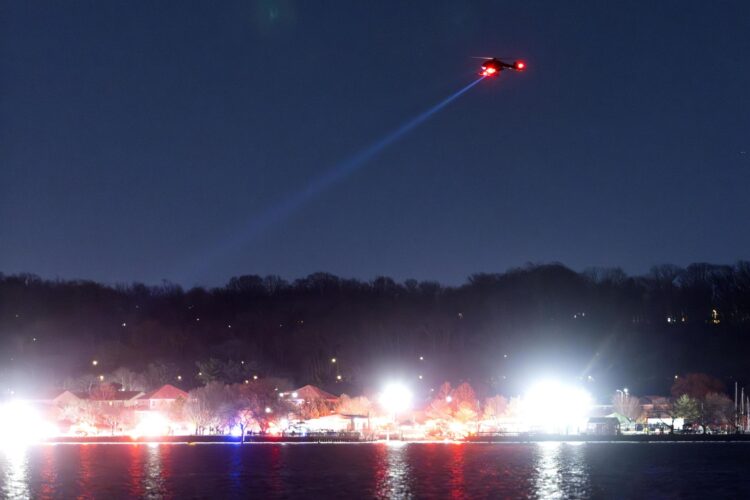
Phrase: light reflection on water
[
  {"left": 535, "top": 441, "right": 564, "bottom": 497},
  {"left": 144, "top": 443, "right": 165, "bottom": 497},
  {"left": 0, "top": 445, "right": 31, "bottom": 499},
  {"left": 123, "top": 443, "right": 171, "bottom": 499},
  {"left": 449, "top": 444, "right": 466, "bottom": 499},
  {"left": 534, "top": 442, "right": 591, "bottom": 499},
  {"left": 375, "top": 441, "right": 413, "bottom": 499},
  {"left": 1, "top": 442, "right": 750, "bottom": 498}
]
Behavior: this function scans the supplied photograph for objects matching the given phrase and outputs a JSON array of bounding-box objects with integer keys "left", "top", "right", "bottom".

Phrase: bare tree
[
  {"left": 336, "top": 394, "right": 372, "bottom": 417},
  {"left": 225, "top": 380, "right": 292, "bottom": 440},
  {"left": 298, "top": 399, "right": 330, "bottom": 420},
  {"left": 483, "top": 395, "right": 508, "bottom": 421},
  {"left": 65, "top": 374, "right": 99, "bottom": 393},
  {"left": 702, "top": 392, "right": 734, "bottom": 431},
  {"left": 185, "top": 382, "right": 228, "bottom": 435},
  {"left": 612, "top": 393, "right": 641, "bottom": 422},
  {"left": 110, "top": 367, "right": 146, "bottom": 391},
  {"left": 671, "top": 373, "right": 725, "bottom": 400},
  {"left": 454, "top": 402, "right": 478, "bottom": 424}
]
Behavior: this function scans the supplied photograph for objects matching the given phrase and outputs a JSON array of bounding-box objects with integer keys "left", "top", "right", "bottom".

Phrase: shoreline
[{"left": 36, "top": 434, "right": 750, "bottom": 445}]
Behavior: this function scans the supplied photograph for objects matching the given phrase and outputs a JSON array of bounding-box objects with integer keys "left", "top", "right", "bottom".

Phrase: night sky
[{"left": 2, "top": 1, "right": 748, "bottom": 287}]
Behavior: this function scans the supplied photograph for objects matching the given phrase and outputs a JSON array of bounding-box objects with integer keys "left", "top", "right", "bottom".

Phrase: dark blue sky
[{"left": 2, "top": 1, "right": 748, "bottom": 287}]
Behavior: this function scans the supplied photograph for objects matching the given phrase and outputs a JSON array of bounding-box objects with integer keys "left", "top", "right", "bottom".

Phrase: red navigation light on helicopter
[
  {"left": 480, "top": 59, "right": 501, "bottom": 77},
  {"left": 476, "top": 57, "right": 527, "bottom": 78}
]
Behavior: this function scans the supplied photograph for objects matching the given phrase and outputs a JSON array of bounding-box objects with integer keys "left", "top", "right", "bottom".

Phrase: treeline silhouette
[{"left": 1, "top": 262, "right": 750, "bottom": 398}]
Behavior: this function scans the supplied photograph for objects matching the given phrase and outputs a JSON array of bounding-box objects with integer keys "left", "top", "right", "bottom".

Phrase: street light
[{"left": 616, "top": 388, "right": 627, "bottom": 408}]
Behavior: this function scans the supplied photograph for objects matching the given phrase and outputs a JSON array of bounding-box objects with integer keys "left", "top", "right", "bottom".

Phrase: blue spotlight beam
[
  {"left": 251, "top": 76, "right": 484, "bottom": 234},
  {"left": 185, "top": 77, "right": 485, "bottom": 282}
]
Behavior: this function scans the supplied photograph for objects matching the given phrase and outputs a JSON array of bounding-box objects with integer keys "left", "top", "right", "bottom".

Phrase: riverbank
[
  {"left": 47, "top": 432, "right": 365, "bottom": 444},
  {"left": 42, "top": 433, "right": 750, "bottom": 444},
  {"left": 465, "top": 433, "right": 750, "bottom": 443}
]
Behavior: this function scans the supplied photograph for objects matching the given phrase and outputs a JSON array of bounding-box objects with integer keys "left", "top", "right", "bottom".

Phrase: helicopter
[{"left": 477, "top": 57, "right": 526, "bottom": 77}]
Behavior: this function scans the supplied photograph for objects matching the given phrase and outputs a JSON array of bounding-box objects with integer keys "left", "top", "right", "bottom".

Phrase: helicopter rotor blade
[{"left": 471, "top": 56, "right": 517, "bottom": 61}]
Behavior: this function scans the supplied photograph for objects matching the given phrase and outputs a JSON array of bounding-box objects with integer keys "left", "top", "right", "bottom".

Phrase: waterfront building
[{"left": 136, "top": 384, "right": 188, "bottom": 411}]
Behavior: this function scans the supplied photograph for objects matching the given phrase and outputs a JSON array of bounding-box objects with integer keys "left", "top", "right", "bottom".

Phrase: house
[
  {"left": 137, "top": 384, "right": 188, "bottom": 411},
  {"left": 640, "top": 396, "right": 673, "bottom": 419},
  {"left": 587, "top": 416, "right": 620, "bottom": 435},
  {"left": 21, "top": 388, "right": 142, "bottom": 408},
  {"left": 88, "top": 391, "right": 144, "bottom": 408},
  {"left": 20, "top": 389, "right": 85, "bottom": 408},
  {"left": 52, "top": 390, "right": 86, "bottom": 407},
  {"left": 289, "top": 385, "right": 339, "bottom": 405}
]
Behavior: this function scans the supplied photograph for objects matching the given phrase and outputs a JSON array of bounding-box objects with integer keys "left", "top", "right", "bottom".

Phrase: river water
[{"left": 2, "top": 442, "right": 750, "bottom": 499}]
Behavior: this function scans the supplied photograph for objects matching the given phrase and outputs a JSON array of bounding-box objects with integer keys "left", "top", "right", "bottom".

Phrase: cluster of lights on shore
[
  {"left": 2, "top": 306, "right": 699, "bottom": 447},
  {"left": 10, "top": 317, "right": 705, "bottom": 445},
  {"left": 0, "top": 375, "right": 599, "bottom": 448},
  {"left": 27, "top": 352, "right": 603, "bottom": 446}
]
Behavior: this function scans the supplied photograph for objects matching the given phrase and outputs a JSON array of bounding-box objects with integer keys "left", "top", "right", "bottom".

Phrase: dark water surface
[{"left": 2, "top": 442, "right": 750, "bottom": 499}]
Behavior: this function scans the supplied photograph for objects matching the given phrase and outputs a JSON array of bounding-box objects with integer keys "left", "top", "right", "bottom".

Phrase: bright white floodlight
[
  {"left": 0, "top": 400, "right": 55, "bottom": 448},
  {"left": 379, "top": 383, "right": 413, "bottom": 414},
  {"left": 523, "top": 379, "right": 592, "bottom": 434}
]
